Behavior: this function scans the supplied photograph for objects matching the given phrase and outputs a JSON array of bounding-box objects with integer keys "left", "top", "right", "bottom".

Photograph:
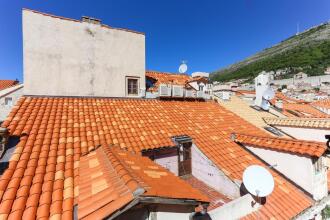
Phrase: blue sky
[{"left": 0, "top": 0, "right": 329, "bottom": 81}]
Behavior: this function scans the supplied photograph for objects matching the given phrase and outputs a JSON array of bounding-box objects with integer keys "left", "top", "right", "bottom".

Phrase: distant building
[
  {"left": 23, "top": 9, "right": 145, "bottom": 97},
  {"left": 294, "top": 72, "right": 308, "bottom": 80},
  {"left": 145, "top": 71, "right": 212, "bottom": 99},
  {"left": 324, "top": 67, "right": 330, "bottom": 75},
  {"left": 0, "top": 81, "right": 23, "bottom": 122}
]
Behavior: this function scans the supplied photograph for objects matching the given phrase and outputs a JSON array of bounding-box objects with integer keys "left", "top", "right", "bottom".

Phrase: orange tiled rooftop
[
  {"left": 0, "top": 97, "right": 313, "bottom": 219},
  {"left": 232, "top": 133, "right": 326, "bottom": 157},
  {"left": 79, "top": 145, "right": 208, "bottom": 219},
  {"left": 0, "top": 80, "right": 18, "bottom": 91},
  {"left": 146, "top": 70, "right": 192, "bottom": 92}
]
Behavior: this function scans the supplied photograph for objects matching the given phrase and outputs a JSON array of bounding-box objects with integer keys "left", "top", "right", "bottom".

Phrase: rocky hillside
[{"left": 211, "top": 22, "right": 330, "bottom": 82}]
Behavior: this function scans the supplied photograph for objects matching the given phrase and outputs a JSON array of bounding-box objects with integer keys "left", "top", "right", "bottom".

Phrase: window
[
  {"left": 4, "top": 97, "right": 13, "bottom": 106},
  {"left": 126, "top": 77, "right": 139, "bottom": 96}
]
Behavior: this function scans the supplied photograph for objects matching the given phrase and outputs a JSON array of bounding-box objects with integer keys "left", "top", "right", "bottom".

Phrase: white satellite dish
[
  {"left": 262, "top": 88, "right": 275, "bottom": 101},
  {"left": 179, "top": 62, "right": 188, "bottom": 74},
  {"left": 261, "top": 99, "right": 270, "bottom": 111},
  {"left": 243, "top": 165, "right": 274, "bottom": 197}
]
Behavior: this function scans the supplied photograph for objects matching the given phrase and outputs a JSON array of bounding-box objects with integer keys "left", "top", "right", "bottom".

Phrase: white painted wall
[
  {"left": 276, "top": 126, "right": 329, "bottom": 142},
  {"left": 192, "top": 144, "right": 240, "bottom": 199},
  {"left": 155, "top": 153, "right": 178, "bottom": 176},
  {"left": 246, "top": 145, "right": 328, "bottom": 200},
  {"left": 156, "top": 212, "right": 189, "bottom": 220},
  {"left": 272, "top": 75, "right": 330, "bottom": 87},
  {"left": 0, "top": 85, "right": 23, "bottom": 121},
  {"left": 23, "top": 9, "right": 145, "bottom": 97},
  {"left": 209, "top": 194, "right": 260, "bottom": 220}
]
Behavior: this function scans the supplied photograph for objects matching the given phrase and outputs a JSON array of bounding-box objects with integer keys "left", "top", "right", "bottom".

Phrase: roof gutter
[{"left": 139, "top": 196, "right": 208, "bottom": 207}]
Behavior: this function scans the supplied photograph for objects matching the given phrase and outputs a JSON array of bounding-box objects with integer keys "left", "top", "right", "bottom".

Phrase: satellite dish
[
  {"left": 179, "top": 62, "right": 188, "bottom": 74},
  {"left": 243, "top": 165, "right": 274, "bottom": 197},
  {"left": 261, "top": 99, "right": 270, "bottom": 111},
  {"left": 262, "top": 88, "right": 275, "bottom": 100}
]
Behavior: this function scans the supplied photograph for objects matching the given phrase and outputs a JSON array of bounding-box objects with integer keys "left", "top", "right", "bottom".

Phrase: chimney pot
[{"left": 81, "top": 16, "right": 101, "bottom": 25}]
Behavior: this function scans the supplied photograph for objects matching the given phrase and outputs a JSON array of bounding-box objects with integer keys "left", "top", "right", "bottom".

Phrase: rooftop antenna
[
  {"left": 178, "top": 60, "right": 188, "bottom": 74},
  {"left": 296, "top": 22, "right": 300, "bottom": 35},
  {"left": 243, "top": 165, "right": 274, "bottom": 219}
]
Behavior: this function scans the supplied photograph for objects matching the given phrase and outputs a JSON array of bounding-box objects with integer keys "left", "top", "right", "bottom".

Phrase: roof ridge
[
  {"left": 232, "top": 132, "right": 325, "bottom": 145},
  {"left": 232, "top": 132, "right": 326, "bottom": 157}
]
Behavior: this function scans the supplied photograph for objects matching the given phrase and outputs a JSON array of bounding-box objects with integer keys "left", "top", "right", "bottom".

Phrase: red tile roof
[
  {"left": 282, "top": 103, "right": 329, "bottom": 118},
  {"left": 185, "top": 176, "right": 231, "bottom": 211},
  {"left": 79, "top": 145, "right": 208, "bottom": 219},
  {"left": 232, "top": 133, "right": 326, "bottom": 157},
  {"left": 0, "top": 80, "right": 18, "bottom": 91},
  {"left": 146, "top": 71, "right": 191, "bottom": 92},
  {"left": 0, "top": 97, "right": 312, "bottom": 219},
  {"left": 312, "top": 99, "right": 330, "bottom": 110}
]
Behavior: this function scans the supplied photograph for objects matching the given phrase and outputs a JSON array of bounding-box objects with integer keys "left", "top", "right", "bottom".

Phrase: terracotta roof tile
[
  {"left": 263, "top": 117, "right": 330, "bottom": 129},
  {"left": 216, "top": 95, "right": 277, "bottom": 130},
  {"left": 312, "top": 99, "right": 330, "bottom": 111},
  {"left": 232, "top": 133, "right": 326, "bottom": 157},
  {"left": 281, "top": 103, "right": 328, "bottom": 118},
  {"left": 79, "top": 145, "right": 208, "bottom": 219},
  {"left": 0, "top": 97, "right": 312, "bottom": 219},
  {"left": 0, "top": 80, "right": 18, "bottom": 91},
  {"left": 184, "top": 176, "right": 231, "bottom": 211},
  {"left": 146, "top": 71, "right": 191, "bottom": 92}
]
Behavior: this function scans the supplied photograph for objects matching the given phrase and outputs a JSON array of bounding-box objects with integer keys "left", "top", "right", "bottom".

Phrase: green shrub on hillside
[{"left": 211, "top": 40, "right": 330, "bottom": 82}]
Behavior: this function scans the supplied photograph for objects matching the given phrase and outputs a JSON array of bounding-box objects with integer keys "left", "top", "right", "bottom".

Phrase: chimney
[
  {"left": 81, "top": 16, "right": 101, "bottom": 25},
  {"left": 0, "top": 127, "right": 9, "bottom": 158},
  {"left": 275, "top": 99, "right": 283, "bottom": 109}
]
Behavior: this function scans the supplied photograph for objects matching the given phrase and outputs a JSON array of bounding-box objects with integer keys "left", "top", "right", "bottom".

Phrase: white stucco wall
[
  {"left": 23, "top": 9, "right": 145, "bottom": 97},
  {"left": 209, "top": 194, "right": 260, "bottom": 220},
  {"left": 156, "top": 212, "right": 189, "bottom": 220},
  {"left": 276, "top": 126, "right": 329, "bottom": 142},
  {"left": 272, "top": 75, "right": 330, "bottom": 87},
  {"left": 0, "top": 85, "right": 23, "bottom": 121},
  {"left": 246, "top": 145, "right": 328, "bottom": 200},
  {"left": 155, "top": 153, "right": 178, "bottom": 176},
  {"left": 192, "top": 144, "right": 240, "bottom": 199}
]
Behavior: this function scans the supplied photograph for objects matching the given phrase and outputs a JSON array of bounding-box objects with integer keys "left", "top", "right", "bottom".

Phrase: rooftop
[
  {"left": 281, "top": 103, "right": 329, "bottom": 118},
  {"left": 79, "top": 145, "right": 208, "bottom": 219},
  {"left": 185, "top": 176, "right": 231, "bottom": 211},
  {"left": 215, "top": 95, "right": 279, "bottom": 131},
  {"left": 232, "top": 133, "right": 326, "bottom": 157},
  {"left": 312, "top": 99, "right": 330, "bottom": 109},
  {"left": 146, "top": 70, "right": 192, "bottom": 92},
  {"left": 0, "top": 97, "right": 312, "bottom": 219},
  {"left": 263, "top": 117, "right": 330, "bottom": 129},
  {"left": 0, "top": 80, "right": 19, "bottom": 91}
]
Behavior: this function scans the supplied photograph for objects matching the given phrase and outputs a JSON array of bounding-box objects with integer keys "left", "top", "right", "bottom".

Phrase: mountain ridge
[{"left": 211, "top": 21, "right": 330, "bottom": 82}]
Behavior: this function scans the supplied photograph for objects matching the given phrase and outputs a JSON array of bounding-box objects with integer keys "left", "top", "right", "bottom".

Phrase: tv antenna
[
  {"left": 243, "top": 165, "right": 274, "bottom": 219},
  {"left": 178, "top": 61, "right": 188, "bottom": 74},
  {"left": 296, "top": 22, "right": 300, "bottom": 35}
]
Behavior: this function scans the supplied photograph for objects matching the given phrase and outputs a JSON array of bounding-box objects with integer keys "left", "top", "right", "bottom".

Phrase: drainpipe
[{"left": 0, "top": 127, "right": 9, "bottom": 158}]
